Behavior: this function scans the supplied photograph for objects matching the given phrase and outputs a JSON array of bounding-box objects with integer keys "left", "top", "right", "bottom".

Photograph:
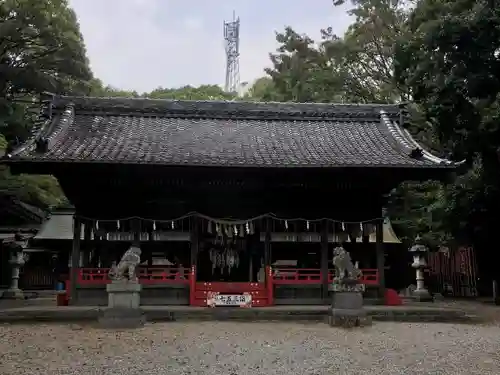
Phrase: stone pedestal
[
  {"left": 98, "top": 280, "right": 145, "bottom": 328},
  {"left": 1, "top": 289, "right": 24, "bottom": 299},
  {"left": 413, "top": 288, "right": 433, "bottom": 302},
  {"left": 328, "top": 279, "right": 372, "bottom": 328}
]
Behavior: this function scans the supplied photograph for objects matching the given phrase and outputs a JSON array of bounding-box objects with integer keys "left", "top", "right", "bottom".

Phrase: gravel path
[{"left": 0, "top": 322, "right": 499, "bottom": 375}]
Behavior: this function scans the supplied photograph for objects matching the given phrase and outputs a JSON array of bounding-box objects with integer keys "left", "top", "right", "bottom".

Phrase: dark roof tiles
[{"left": 5, "top": 96, "right": 456, "bottom": 169}]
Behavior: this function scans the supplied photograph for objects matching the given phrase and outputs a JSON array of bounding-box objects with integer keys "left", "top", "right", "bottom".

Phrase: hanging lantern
[
  {"left": 233, "top": 225, "right": 238, "bottom": 236},
  {"left": 171, "top": 221, "right": 175, "bottom": 229},
  {"left": 284, "top": 220, "right": 288, "bottom": 230},
  {"left": 153, "top": 221, "right": 157, "bottom": 231},
  {"left": 245, "top": 222, "right": 250, "bottom": 234},
  {"left": 341, "top": 222, "right": 345, "bottom": 231},
  {"left": 306, "top": 220, "right": 310, "bottom": 231},
  {"left": 117, "top": 220, "right": 120, "bottom": 230},
  {"left": 106, "top": 232, "right": 110, "bottom": 241},
  {"left": 95, "top": 220, "right": 99, "bottom": 230}
]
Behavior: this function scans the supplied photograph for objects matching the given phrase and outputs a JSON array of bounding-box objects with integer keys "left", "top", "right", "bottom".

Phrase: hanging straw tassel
[
  {"left": 153, "top": 221, "right": 156, "bottom": 231},
  {"left": 284, "top": 220, "right": 288, "bottom": 230},
  {"left": 117, "top": 220, "right": 120, "bottom": 230}
]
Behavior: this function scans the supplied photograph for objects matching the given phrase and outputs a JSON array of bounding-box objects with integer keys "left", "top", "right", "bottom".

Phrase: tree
[
  {"left": 326, "top": 0, "right": 413, "bottom": 103},
  {"left": 243, "top": 77, "right": 276, "bottom": 101},
  {"left": 0, "top": 0, "right": 93, "bottom": 209},
  {"left": 89, "top": 78, "right": 140, "bottom": 98},
  {"left": 0, "top": 0, "right": 92, "bottom": 100},
  {"left": 395, "top": 0, "right": 500, "bottom": 279},
  {"left": 264, "top": 27, "right": 342, "bottom": 103},
  {"left": 147, "top": 85, "right": 235, "bottom": 100}
]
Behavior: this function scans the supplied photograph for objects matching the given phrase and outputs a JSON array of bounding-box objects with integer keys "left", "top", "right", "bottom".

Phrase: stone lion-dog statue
[
  {"left": 108, "top": 245, "right": 142, "bottom": 282},
  {"left": 332, "top": 246, "right": 362, "bottom": 280}
]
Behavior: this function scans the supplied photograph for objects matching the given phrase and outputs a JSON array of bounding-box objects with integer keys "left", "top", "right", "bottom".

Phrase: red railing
[
  {"left": 272, "top": 268, "right": 322, "bottom": 284},
  {"left": 76, "top": 266, "right": 191, "bottom": 285},
  {"left": 271, "top": 267, "right": 380, "bottom": 286},
  {"left": 328, "top": 268, "right": 379, "bottom": 286}
]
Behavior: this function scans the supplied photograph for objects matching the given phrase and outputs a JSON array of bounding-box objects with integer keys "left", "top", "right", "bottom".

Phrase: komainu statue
[
  {"left": 108, "top": 246, "right": 142, "bottom": 282},
  {"left": 332, "top": 246, "right": 362, "bottom": 281}
]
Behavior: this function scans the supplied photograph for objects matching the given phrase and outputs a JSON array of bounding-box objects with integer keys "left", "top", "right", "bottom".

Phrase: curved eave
[
  {"left": 380, "top": 110, "right": 465, "bottom": 167},
  {"left": 4, "top": 104, "right": 75, "bottom": 160}
]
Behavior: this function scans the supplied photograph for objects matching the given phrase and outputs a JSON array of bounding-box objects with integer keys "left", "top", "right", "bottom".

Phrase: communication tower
[{"left": 223, "top": 12, "right": 240, "bottom": 93}]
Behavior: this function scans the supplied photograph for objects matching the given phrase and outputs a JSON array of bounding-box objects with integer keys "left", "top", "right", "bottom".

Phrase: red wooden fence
[{"left": 427, "top": 246, "right": 478, "bottom": 297}]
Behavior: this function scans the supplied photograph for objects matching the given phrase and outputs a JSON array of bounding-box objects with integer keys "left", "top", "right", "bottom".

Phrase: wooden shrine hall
[{"left": 2, "top": 96, "right": 458, "bottom": 306}]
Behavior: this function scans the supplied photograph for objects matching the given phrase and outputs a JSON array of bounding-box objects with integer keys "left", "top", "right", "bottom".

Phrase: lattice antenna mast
[{"left": 223, "top": 11, "right": 240, "bottom": 93}]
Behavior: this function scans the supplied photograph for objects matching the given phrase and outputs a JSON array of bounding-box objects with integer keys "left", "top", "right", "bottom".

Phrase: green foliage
[
  {"left": 0, "top": 0, "right": 93, "bottom": 211},
  {"left": 147, "top": 85, "right": 235, "bottom": 100},
  {"left": 395, "top": 0, "right": 500, "bottom": 248}
]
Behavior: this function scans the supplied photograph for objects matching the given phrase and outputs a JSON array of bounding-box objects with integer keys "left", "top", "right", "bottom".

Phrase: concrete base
[
  {"left": 98, "top": 280, "right": 144, "bottom": 328},
  {"left": 328, "top": 290, "right": 372, "bottom": 328},
  {"left": 412, "top": 289, "right": 433, "bottom": 302},
  {"left": 1, "top": 289, "right": 24, "bottom": 300},
  {"left": 98, "top": 307, "right": 146, "bottom": 328},
  {"left": 106, "top": 280, "right": 141, "bottom": 309},
  {"left": 0, "top": 305, "right": 476, "bottom": 324}
]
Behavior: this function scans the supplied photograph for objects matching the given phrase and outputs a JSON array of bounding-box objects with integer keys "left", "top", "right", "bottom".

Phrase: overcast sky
[{"left": 69, "top": 0, "right": 353, "bottom": 93}]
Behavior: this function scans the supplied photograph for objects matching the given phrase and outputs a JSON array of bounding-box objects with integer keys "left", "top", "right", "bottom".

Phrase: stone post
[
  {"left": 409, "top": 235, "right": 432, "bottom": 302},
  {"left": 2, "top": 233, "right": 28, "bottom": 299}
]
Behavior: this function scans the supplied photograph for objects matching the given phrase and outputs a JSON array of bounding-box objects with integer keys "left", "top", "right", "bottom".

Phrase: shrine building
[{"left": 2, "top": 96, "right": 458, "bottom": 306}]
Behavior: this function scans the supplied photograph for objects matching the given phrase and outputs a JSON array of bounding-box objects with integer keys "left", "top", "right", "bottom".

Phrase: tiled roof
[{"left": 4, "top": 96, "right": 458, "bottom": 168}]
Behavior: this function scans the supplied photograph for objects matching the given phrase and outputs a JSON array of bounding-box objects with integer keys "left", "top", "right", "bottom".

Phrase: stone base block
[
  {"left": 329, "top": 290, "right": 372, "bottom": 328},
  {"left": 328, "top": 307, "right": 372, "bottom": 327},
  {"left": 1, "top": 289, "right": 24, "bottom": 300},
  {"left": 332, "top": 291, "right": 363, "bottom": 310},
  {"left": 412, "top": 289, "right": 433, "bottom": 302},
  {"left": 106, "top": 281, "right": 141, "bottom": 309},
  {"left": 328, "top": 312, "right": 372, "bottom": 328},
  {"left": 98, "top": 308, "right": 146, "bottom": 329}
]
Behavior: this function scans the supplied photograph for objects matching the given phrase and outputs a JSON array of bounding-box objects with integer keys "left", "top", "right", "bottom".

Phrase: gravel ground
[{"left": 0, "top": 322, "right": 499, "bottom": 375}]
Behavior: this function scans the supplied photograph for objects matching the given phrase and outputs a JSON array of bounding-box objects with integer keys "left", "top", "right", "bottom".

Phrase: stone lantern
[
  {"left": 2, "top": 233, "right": 28, "bottom": 299},
  {"left": 408, "top": 235, "right": 432, "bottom": 302}
]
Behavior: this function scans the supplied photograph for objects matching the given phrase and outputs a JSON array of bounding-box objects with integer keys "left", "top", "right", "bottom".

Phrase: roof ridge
[{"left": 51, "top": 95, "right": 401, "bottom": 120}]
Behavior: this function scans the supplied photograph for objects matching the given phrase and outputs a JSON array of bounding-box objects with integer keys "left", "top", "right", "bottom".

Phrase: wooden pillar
[
  {"left": 376, "top": 218, "right": 385, "bottom": 298},
  {"left": 321, "top": 219, "right": 329, "bottom": 301},
  {"left": 132, "top": 218, "right": 141, "bottom": 247},
  {"left": 190, "top": 217, "right": 199, "bottom": 267},
  {"left": 70, "top": 215, "right": 82, "bottom": 305},
  {"left": 264, "top": 218, "right": 271, "bottom": 267},
  {"left": 83, "top": 220, "right": 92, "bottom": 266}
]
